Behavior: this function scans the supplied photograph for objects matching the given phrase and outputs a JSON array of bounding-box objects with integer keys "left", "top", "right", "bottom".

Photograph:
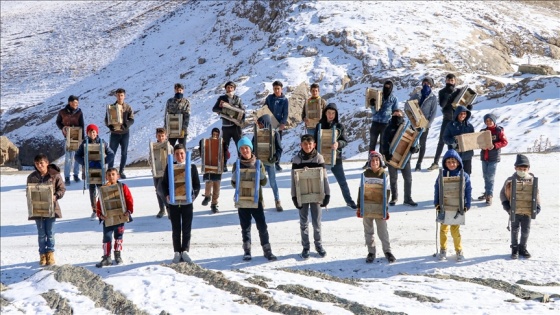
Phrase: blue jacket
[
  {"left": 253, "top": 114, "right": 283, "bottom": 165},
  {"left": 443, "top": 105, "right": 475, "bottom": 161},
  {"left": 434, "top": 149, "right": 472, "bottom": 209},
  {"left": 371, "top": 94, "right": 398, "bottom": 124},
  {"left": 75, "top": 137, "right": 115, "bottom": 167},
  {"left": 265, "top": 93, "right": 289, "bottom": 125}
]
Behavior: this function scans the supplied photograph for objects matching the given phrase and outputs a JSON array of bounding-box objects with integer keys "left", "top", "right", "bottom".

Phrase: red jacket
[
  {"left": 96, "top": 182, "right": 134, "bottom": 218},
  {"left": 480, "top": 125, "right": 508, "bottom": 162}
]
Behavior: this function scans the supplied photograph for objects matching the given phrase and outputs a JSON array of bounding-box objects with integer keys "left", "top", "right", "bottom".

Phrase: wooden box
[
  {"left": 388, "top": 122, "right": 421, "bottom": 169},
  {"left": 365, "top": 88, "right": 382, "bottom": 111},
  {"left": 220, "top": 103, "right": 245, "bottom": 127},
  {"left": 456, "top": 130, "right": 492, "bottom": 152},
  {"left": 362, "top": 178, "right": 390, "bottom": 219},
  {"left": 201, "top": 137, "right": 223, "bottom": 174},
  {"left": 98, "top": 184, "right": 129, "bottom": 227},
  {"left": 438, "top": 173, "right": 466, "bottom": 225},
  {"left": 65, "top": 127, "right": 82, "bottom": 152},
  {"left": 150, "top": 141, "right": 171, "bottom": 178},
  {"left": 26, "top": 184, "right": 54, "bottom": 218},
  {"left": 87, "top": 143, "right": 103, "bottom": 161},
  {"left": 87, "top": 143, "right": 104, "bottom": 185},
  {"left": 452, "top": 86, "right": 477, "bottom": 109},
  {"left": 172, "top": 164, "right": 187, "bottom": 202},
  {"left": 305, "top": 98, "right": 323, "bottom": 129},
  {"left": 405, "top": 100, "right": 428, "bottom": 129},
  {"left": 235, "top": 168, "right": 259, "bottom": 208},
  {"left": 88, "top": 168, "right": 104, "bottom": 185},
  {"left": 166, "top": 113, "right": 183, "bottom": 138},
  {"left": 318, "top": 128, "right": 339, "bottom": 166},
  {"left": 254, "top": 126, "right": 275, "bottom": 162},
  {"left": 505, "top": 178, "right": 537, "bottom": 217},
  {"left": 255, "top": 106, "right": 280, "bottom": 129},
  {"left": 294, "top": 167, "right": 325, "bottom": 207},
  {"left": 107, "top": 104, "right": 123, "bottom": 130}
]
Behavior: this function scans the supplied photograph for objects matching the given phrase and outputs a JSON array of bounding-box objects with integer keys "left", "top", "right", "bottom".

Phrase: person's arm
[
  {"left": 75, "top": 142, "right": 85, "bottom": 166},
  {"left": 434, "top": 177, "right": 440, "bottom": 206},
  {"left": 125, "top": 104, "right": 135, "bottom": 128},
  {"left": 191, "top": 164, "right": 200, "bottom": 200},
  {"left": 464, "top": 173, "right": 472, "bottom": 210},
  {"left": 281, "top": 98, "right": 289, "bottom": 125},
  {"left": 104, "top": 140, "right": 115, "bottom": 166},
  {"left": 259, "top": 162, "right": 267, "bottom": 187},
  {"left": 427, "top": 97, "right": 438, "bottom": 125},
  {"left": 78, "top": 110, "right": 85, "bottom": 138},
  {"left": 336, "top": 124, "right": 348, "bottom": 149},
  {"left": 123, "top": 184, "right": 134, "bottom": 214},
  {"left": 442, "top": 123, "right": 456, "bottom": 146},
  {"left": 390, "top": 95, "right": 399, "bottom": 112},
  {"left": 231, "top": 161, "right": 237, "bottom": 188},
  {"left": 274, "top": 131, "right": 283, "bottom": 161},
  {"left": 55, "top": 112, "right": 64, "bottom": 130},
  {"left": 54, "top": 173, "right": 66, "bottom": 200},
  {"left": 182, "top": 99, "right": 191, "bottom": 133},
  {"left": 212, "top": 96, "right": 223, "bottom": 113},
  {"left": 494, "top": 128, "right": 508, "bottom": 150}
]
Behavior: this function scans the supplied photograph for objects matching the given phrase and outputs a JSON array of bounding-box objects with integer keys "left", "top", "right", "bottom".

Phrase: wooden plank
[
  {"left": 235, "top": 168, "right": 259, "bottom": 208},
  {"left": 166, "top": 113, "right": 183, "bottom": 138},
  {"left": 388, "top": 126, "right": 418, "bottom": 169},
  {"left": 254, "top": 106, "right": 280, "bottom": 128},
  {"left": 88, "top": 169, "right": 103, "bottom": 185},
  {"left": 27, "top": 183, "right": 55, "bottom": 217},
  {"left": 452, "top": 86, "right": 478, "bottom": 109},
  {"left": 220, "top": 103, "right": 245, "bottom": 127},
  {"left": 150, "top": 141, "right": 171, "bottom": 178},
  {"left": 365, "top": 88, "right": 382, "bottom": 111},
  {"left": 456, "top": 130, "right": 492, "bottom": 152},
  {"left": 66, "top": 127, "right": 82, "bottom": 151},
  {"left": 87, "top": 144, "right": 102, "bottom": 161},
  {"left": 294, "top": 168, "right": 324, "bottom": 206},
  {"left": 98, "top": 184, "right": 129, "bottom": 227},
  {"left": 319, "top": 129, "right": 339, "bottom": 165},
  {"left": 202, "top": 137, "right": 223, "bottom": 174},
  {"left": 405, "top": 100, "right": 428, "bottom": 129},
  {"left": 305, "top": 98, "right": 322, "bottom": 128},
  {"left": 107, "top": 104, "right": 123, "bottom": 131},
  {"left": 255, "top": 128, "right": 274, "bottom": 162}
]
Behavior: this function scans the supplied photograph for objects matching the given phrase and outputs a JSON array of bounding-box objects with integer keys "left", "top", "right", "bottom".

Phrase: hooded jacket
[
  {"left": 314, "top": 103, "right": 348, "bottom": 162},
  {"left": 433, "top": 149, "right": 472, "bottom": 209},
  {"left": 443, "top": 105, "right": 475, "bottom": 161},
  {"left": 371, "top": 80, "right": 399, "bottom": 124},
  {"left": 480, "top": 113, "right": 508, "bottom": 162},
  {"left": 264, "top": 93, "right": 289, "bottom": 125},
  {"left": 438, "top": 85, "right": 460, "bottom": 121},
  {"left": 253, "top": 114, "right": 283, "bottom": 166},
  {"left": 75, "top": 136, "right": 115, "bottom": 168},
  {"left": 26, "top": 164, "right": 66, "bottom": 220}
]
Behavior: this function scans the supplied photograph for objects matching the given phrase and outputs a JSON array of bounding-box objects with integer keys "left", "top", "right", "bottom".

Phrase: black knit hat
[
  {"left": 422, "top": 77, "right": 434, "bottom": 86},
  {"left": 68, "top": 95, "right": 79, "bottom": 102},
  {"left": 225, "top": 81, "right": 236, "bottom": 89},
  {"left": 514, "top": 154, "right": 530, "bottom": 167}
]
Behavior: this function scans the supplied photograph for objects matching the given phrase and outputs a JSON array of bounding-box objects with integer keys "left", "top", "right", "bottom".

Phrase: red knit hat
[{"left": 86, "top": 124, "right": 99, "bottom": 134}]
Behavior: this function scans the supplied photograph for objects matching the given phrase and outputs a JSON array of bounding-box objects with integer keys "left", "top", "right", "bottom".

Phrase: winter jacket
[
  {"left": 26, "top": 164, "right": 66, "bottom": 220},
  {"left": 438, "top": 85, "right": 460, "bottom": 121},
  {"left": 95, "top": 182, "right": 134, "bottom": 218},
  {"left": 499, "top": 172, "right": 541, "bottom": 214},
  {"left": 409, "top": 91, "right": 438, "bottom": 128},
  {"left": 104, "top": 102, "right": 135, "bottom": 134},
  {"left": 443, "top": 106, "right": 475, "bottom": 161},
  {"left": 212, "top": 94, "right": 245, "bottom": 127},
  {"left": 161, "top": 163, "right": 201, "bottom": 206},
  {"left": 164, "top": 97, "right": 191, "bottom": 135},
  {"left": 265, "top": 93, "right": 289, "bottom": 125},
  {"left": 301, "top": 97, "right": 326, "bottom": 120},
  {"left": 479, "top": 114, "right": 508, "bottom": 162},
  {"left": 290, "top": 149, "right": 330, "bottom": 198},
  {"left": 381, "top": 117, "right": 419, "bottom": 160},
  {"left": 56, "top": 105, "right": 85, "bottom": 139},
  {"left": 356, "top": 167, "right": 388, "bottom": 209},
  {"left": 74, "top": 137, "right": 115, "bottom": 167},
  {"left": 231, "top": 154, "right": 268, "bottom": 205},
  {"left": 198, "top": 138, "right": 224, "bottom": 181},
  {"left": 433, "top": 149, "right": 472, "bottom": 209},
  {"left": 253, "top": 114, "right": 283, "bottom": 166},
  {"left": 314, "top": 103, "right": 348, "bottom": 162},
  {"left": 371, "top": 93, "right": 399, "bottom": 124}
]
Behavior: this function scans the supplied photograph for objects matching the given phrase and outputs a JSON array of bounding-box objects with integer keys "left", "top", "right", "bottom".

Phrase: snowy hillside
[{"left": 1, "top": 0, "right": 559, "bottom": 166}]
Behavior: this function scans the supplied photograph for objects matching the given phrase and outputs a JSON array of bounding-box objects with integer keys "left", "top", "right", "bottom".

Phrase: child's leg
[
  {"left": 519, "top": 216, "right": 531, "bottom": 247},
  {"left": 299, "top": 204, "right": 311, "bottom": 249},
  {"left": 401, "top": 162, "right": 412, "bottom": 201},
  {"left": 35, "top": 219, "right": 47, "bottom": 254},
  {"left": 88, "top": 184, "right": 97, "bottom": 210},
  {"left": 375, "top": 218, "right": 391, "bottom": 253},
  {"left": 440, "top": 224, "right": 450, "bottom": 250},
  {"left": 330, "top": 162, "right": 354, "bottom": 205},
  {"left": 44, "top": 218, "right": 56, "bottom": 253},
  {"left": 180, "top": 204, "right": 194, "bottom": 252},
  {"left": 252, "top": 204, "right": 270, "bottom": 246},
  {"left": 102, "top": 225, "right": 114, "bottom": 256},
  {"left": 510, "top": 215, "right": 521, "bottom": 247},
  {"left": 168, "top": 205, "right": 182, "bottom": 252},
  {"left": 264, "top": 165, "right": 280, "bottom": 201},
  {"left": 113, "top": 224, "right": 125, "bottom": 252},
  {"left": 153, "top": 177, "right": 165, "bottom": 211},
  {"left": 363, "top": 217, "right": 376, "bottom": 254},
  {"left": 204, "top": 180, "right": 213, "bottom": 197},
  {"left": 211, "top": 180, "right": 220, "bottom": 205},
  {"left": 450, "top": 225, "right": 462, "bottom": 252},
  {"left": 463, "top": 159, "right": 472, "bottom": 175},
  {"left": 388, "top": 165, "right": 399, "bottom": 201},
  {"left": 309, "top": 203, "right": 323, "bottom": 247},
  {"left": 238, "top": 208, "right": 253, "bottom": 244}
]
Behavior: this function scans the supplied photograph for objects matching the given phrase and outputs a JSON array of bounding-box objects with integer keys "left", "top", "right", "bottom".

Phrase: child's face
[
  {"left": 156, "top": 132, "right": 167, "bottom": 142},
  {"left": 88, "top": 129, "right": 98, "bottom": 140},
  {"left": 310, "top": 87, "right": 319, "bottom": 98},
  {"left": 106, "top": 171, "right": 119, "bottom": 184},
  {"left": 34, "top": 159, "right": 49, "bottom": 175},
  {"left": 515, "top": 166, "right": 529, "bottom": 172},
  {"left": 457, "top": 112, "right": 467, "bottom": 122},
  {"left": 174, "top": 87, "right": 184, "bottom": 94},
  {"left": 68, "top": 100, "right": 79, "bottom": 110},
  {"left": 239, "top": 146, "right": 252, "bottom": 159},
  {"left": 485, "top": 118, "right": 495, "bottom": 128},
  {"left": 212, "top": 131, "right": 220, "bottom": 139},
  {"left": 445, "top": 158, "right": 459, "bottom": 171},
  {"left": 273, "top": 86, "right": 282, "bottom": 97},
  {"left": 257, "top": 122, "right": 264, "bottom": 129},
  {"left": 115, "top": 92, "right": 125, "bottom": 104},
  {"left": 369, "top": 157, "right": 380, "bottom": 171},
  {"left": 325, "top": 109, "right": 336, "bottom": 122},
  {"left": 446, "top": 77, "right": 456, "bottom": 85},
  {"left": 174, "top": 149, "right": 186, "bottom": 163},
  {"left": 225, "top": 85, "right": 235, "bottom": 94},
  {"left": 300, "top": 140, "right": 315, "bottom": 153}
]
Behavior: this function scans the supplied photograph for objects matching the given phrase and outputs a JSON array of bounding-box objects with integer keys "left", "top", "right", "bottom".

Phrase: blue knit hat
[{"left": 237, "top": 136, "right": 253, "bottom": 152}]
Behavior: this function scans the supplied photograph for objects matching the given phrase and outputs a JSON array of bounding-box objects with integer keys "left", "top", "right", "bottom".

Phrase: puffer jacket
[
  {"left": 26, "top": 164, "right": 66, "bottom": 219},
  {"left": 480, "top": 113, "right": 508, "bottom": 162},
  {"left": 443, "top": 105, "right": 475, "bottom": 161},
  {"left": 433, "top": 149, "right": 472, "bottom": 209}
]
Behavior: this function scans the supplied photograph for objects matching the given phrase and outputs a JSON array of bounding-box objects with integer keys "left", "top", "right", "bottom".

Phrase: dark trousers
[
  {"left": 169, "top": 137, "right": 187, "bottom": 147},
  {"left": 330, "top": 161, "right": 354, "bottom": 205},
  {"left": 109, "top": 132, "right": 130, "bottom": 173},
  {"left": 222, "top": 125, "right": 242, "bottom": 163},
  {"left": 169, "top": 204, "right": 193, "bottom": 252},
  {"left": 89, "top": 184, "right": 101, "bottom": 210},
  {"left": 276, "top": 130, "right": 283, "bottom": 165},
  {"left": 462, "top": 159, "right": 472, "bottom": 175},
  {"left": 238, "top": 203, "right": 270, "bottom": 246},
  {"left": 369, "top": 122, "right": 387, "bottom": 152},
  {"left": 102, "top": 223, "right": 124, "bottom": 255},
  {"left": 388, "top": 161, "right": 412, "bottom": 202},
  {"left": 511, "top": 215, "right": 531, "bottom": 247},
  {"left": 153, "top": 177, "right": 167, "bottom": 211},
  {"left": 433, "top": 120, "right": 452, "bottom": 165},
  {"left": 416, "top": 128, "right": 430, "bottom": 166}
]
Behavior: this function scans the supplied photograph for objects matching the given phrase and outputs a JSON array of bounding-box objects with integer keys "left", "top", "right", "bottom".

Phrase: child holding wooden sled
[
  {"left": 150, "top": 127, "right": 173, "bottom": 218},
  {"left": 231, "top": 136, "right": 277, "bottom": 261},
  {"left": 199, "top": 127, "right": 226, "bottom": 214}
]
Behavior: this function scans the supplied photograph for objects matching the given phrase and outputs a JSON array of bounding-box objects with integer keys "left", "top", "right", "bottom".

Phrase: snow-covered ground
[{"left": 1, "top": 153, "right": 559, "bottom": 314}]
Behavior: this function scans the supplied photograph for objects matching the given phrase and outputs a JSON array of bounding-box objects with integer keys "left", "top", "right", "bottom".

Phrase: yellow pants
[{"left": 440, "top": 224, "right": 462, "bottom": 251}]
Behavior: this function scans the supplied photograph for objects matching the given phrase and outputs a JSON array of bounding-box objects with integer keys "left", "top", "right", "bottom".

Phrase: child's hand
[
  {"left": 166, "top": 195, "right": 170, "bottom": 203},
  {"left": 356, "top": 208, "right": 362, "bottom": 218},
  {"left": 502, "top": 201, "right": 511, "bottom": 211},
  {"left": 331, "top": 142, "right": 338, "bottom": 150},
  {"left": 124, "top": 211, "right": 130, "bottom": 217},
  {"left": 99, "top": 214, "right": 106, "bottom": 220}
]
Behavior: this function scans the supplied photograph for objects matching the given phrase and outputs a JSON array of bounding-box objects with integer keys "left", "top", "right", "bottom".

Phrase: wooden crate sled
[
  {"left": 166, "top": 113, "right": 183, "bottom": 138},
  {"left": 305, "top": 98, "right": 323, "bottom": 129},
  {"left": 234, "top": 159, "right": 261, "bottom": 208},
  {"left": 201, "top": 137, "right": 224, "bottom": 174},
  {"left": 167, "top": 152, "right": 193, "bottom": 204},
  {"left": 107, "top": 103, "right": 123, "bottom": 130},
  {"left": 452, "top": 86, "right": 477, "bottom": 109},
  {"left": 317, "top": 127, "right": 339, "bottom": 166},
  {"left": 506, "top": 177, "right": 538, "bottom": 219},
  {"left": 149, "top": 141, "right": 172, "bottom": 178},
  {"left": 65, "top": 127, "right": 82, "bottom": 152},
  {"left": 365, "top": 88, "right": 382, "bottom": 111},
  {"left": 359, "top": 174, "right": 390, "bottom": 219},
  {"left": 404, "top": 100, "right": 429, "bottom": 129},
  {"left": 455, "top": 130, "right": 492, "bottom": 152},
  {"left": 220, "top": 103, "right": 245, "bottom": 127},
  {"left": 98, "top": 184, "right": 129, "bottom": 227},
  {"left": 253, "top": 125, "right": 275, "bottom": 162},
  {"left": 85, "top": 143, "right": 105, "bottom": 185},
  {"left": 437, "top": 169, "right": 466, "bottom": 225},
  {"left": 388, "top": 121, "right": 422, "bottom": 169},
  {"left": 254, "top": 106, "right": 280, "bottom": 129},
  {"left": 26, "top": 184, "right": 54, "bottom": 218},
  {"left": 294, "top": 167, "right": 325, "bottom": 207}
]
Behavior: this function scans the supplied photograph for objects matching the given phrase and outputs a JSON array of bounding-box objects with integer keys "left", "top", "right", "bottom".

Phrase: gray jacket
[
  {"left": 409, "top": 91, "right": 438, "bottom": 128},
  {"left": 290, "top": 150, "right": 330, "bottom": 198}
]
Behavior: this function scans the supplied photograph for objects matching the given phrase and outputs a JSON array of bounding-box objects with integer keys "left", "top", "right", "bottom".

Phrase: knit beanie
[
  {"left": 514, "top": 154, "right": 530, "bottom": 167},
  {"left": 483, "top": 113, "right": 497, "bottom": 124},
  {"left": 422, "top": 77, "right": 434, "bottom": 86},
  {"left": 86, "top": 124, "right": 99, "bottom": 134},
  {"left": 368, "top": 151, "right": 385, "bottom": 168},
  {"left": 68, "top": 95, "right": 79, "bottom": 102},
  {"left": 237, "top": 136, "right": 253, "bottom": 152},
  {"left": 225, "top": 81, "right": 236, "bottom": 89}
]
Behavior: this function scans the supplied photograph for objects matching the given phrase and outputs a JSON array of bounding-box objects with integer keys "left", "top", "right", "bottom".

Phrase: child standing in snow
[
  {"left": 499, "top": 154, "right": 541, "bottom": 259},
  {"left": 151, "top": 128, "right": 173, "bottom": 218},
  {"left": 231, "top": 136, "right": 277, "bottom": 262},
  {"left": 95, "top": 168, "right": 133, "bottom": 267},
  {"left": 302, "top": 83, "right": 326, "bottom": 136},
  {"left": 199, "top": 128, "right": 226, "bottom": 214},
  {"left": 443, "top": 105, "right": 475, "bottom": 175},
  {"left": 477, "top": 113, "right": 508, "bottom": 206},
  {"left": 434, "top": 150, "right": 472, "bottom": 261}
]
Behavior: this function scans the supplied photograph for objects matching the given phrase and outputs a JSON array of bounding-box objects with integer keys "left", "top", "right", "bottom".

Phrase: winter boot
[
  {"left": 366, "top": 251, "right": 376, "bottom": 264},
  {"left": 262, "top": 244, "right": 277, "bottom": 261},
  {"left": 511, "top": 245, "right": 519, "bottom": 260},
  {"left": 346, "top": 202, "right": 358, "bottom": 210},
  {"left": 90, "top": 211, "right": 97, "bottom": 221},
  {"left": 275, "top": 200, "right": 283, "bottom": 212},
  {"left": 485, "top": 195, "right": 493, "bottom": 206},
  {"left": 73, "top": 174, "right": 81, "bottom": 182},
  {"left": 477, "top": 192, "right": 486, "bottom": 201},
  {"left": 315, "top": 245, "right": 327, "bottom": 258},
  {"left": 201, "top": 196, "right": 211, "bottom": 206},
  {"left": 403, "top": 199, "right": 418, "bottom": 207},
  {"left": 211, "top": 204, "right": 219, "bottom": 214},
  {"left": 156, "top": 209, "right": 166, "bottom": 218},
  {"left": 519, "top": 245, "right": 531, "bottom": 258},
  {"left": 119, "top": 172, "right": 127, "bottom": 179},
  {"left": 46, "top": 252, "right": 55, "bottom": 266},
  {"left": 438, "top": 249, "right": 447, "bottom": 261},
  {"left": 114, "top": 251, "right": 123, "bottom": 265},
  {"left": 172, "top": 252, "right": 181, "bottom": 263},
  {"left": 65, "top": 177, "right": 71, "bottom": 185},
  {"left": 389, "top": 197, "right": 398, "bottom": 206},
  {"left": 181, "top": 251, "right": 192, "bottom": 263},
  {"left": 96, "top": 255, "right": 112, "bottom": 268},
  {"left": 385, "top": 252, "right": 396, "bottom": 263},
  {"left": 39, "top": 254, "right": 47, "bottom": 266},
  {"left": 275, "top": 163, "right": 283, "bottom": 172},
  {"left": 427, "top": 163, "right": 439, "bottom": 171},
  {"left": 242, "top": 242, "right": 252, "bottom": 261},
  {"left": 456, "top": 250, "right": 465, "bottom": 262},
  {"left": 301, "top": 248, "right": 310, "bottom": 259},
  {"left": 414, "top": 164, "right": 421, "bottom": 172}
]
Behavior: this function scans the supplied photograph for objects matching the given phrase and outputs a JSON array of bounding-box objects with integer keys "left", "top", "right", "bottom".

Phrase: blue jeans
[
  {"left": 64, "top": 149, "right": 80, "bottom": 177},
  {"left": 264, "top": 164, "right": 279, "bottom": 201},
  {"left": 109, "top": 132, "right": 130, "bottom": 173},
  {"left": 330, "top": 162, "right": 354, "bottom": 205},
  {"left": 481, "top": 160, "right": 498, "bottom": 196},
  {"left": 35, "top": 218, "right": 56, "bottom": 254},
  {"left": 306, "top": 128, "right": 316, "bottom": 137}
]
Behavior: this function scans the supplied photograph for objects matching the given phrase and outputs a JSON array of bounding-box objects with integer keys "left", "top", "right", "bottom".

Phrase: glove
[
  {"left": 502, "top": 200, "right": 511, "bottom": 211},
  {"left": 383, "top": 212, "right": 390, "bottom": 220},
  {"left": 536, "top": 205, "right": 541, "bottom": 215},
  {"left": 320, "top": 195, "right": 330, "bottom": 207},
  {"left": 292, "top": 197, "right": 302, "bottom": 210},
  {"left": 89, "top": 161, "right": 102, "bottom": 168},
  {"left": 356, "top": 208, "right": 362, "bottom": 218},
  {"left": 385, "top": 154, "right": 393, "bottom": 162},
  {"left": 411, "top": 146, "right": 420, "bottom": 154},
  {"left": 268, "top": 156, "right": 278, "bottom": 164},
  {"left": 467, "top": 104, "right": 473, "bottom": 110},
  {"left": 435, "top": 204, "right": 440, "bottom": 211},
  {"left": 108, "top": 125, "right": 115, "bottom": 132}
]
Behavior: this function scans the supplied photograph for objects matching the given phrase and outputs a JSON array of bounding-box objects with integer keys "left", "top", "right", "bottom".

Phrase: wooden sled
[
  {"left": 305, "top": 98, "right": 323, "bottom": 129},
  {"left": 294, "top": 167, "right": 325, "bottom": 207},
  {"left": 254, "top": 106, "right": 280, "bottom": 129},
  {"left": 65, "top": 127, "right": 82, "bottom": 152},
  {"left": 359, "top": 173, "right": 390, "bottom": 219},
  {"left": 437, "top": 169, "right": 465, "bottom": 225},
  {"left": 220, "top": 102, "right": 245, "bottom": 127},
  {"left": 365, "top": 88, "right": 382, "bottom": 111},
  {"left": 253, "top": 124, "right": 275, "bottom": 163},
  {"left": 507, "top": 177, "right": 538, "bottom": 220},
  {"left": 317, "top": 126, "right": 339, "bottom": 167},
  {"left": 452, "top": 86, "right": 477, "bottom": 109},
  {"left": 455, "top": 131, "right": 492, "bottom": 152},
  {"left": 26, "top": 184, "right": 54, "bottom": 218},
  {"left": 405, "top": 100, "right": 429, "bottom": 129},
  {"left": 388, "top": 121, "right": 422, "bottom": 169},
  {"left": 98, "top": 183, "right": 129, "bottom": 227},
  {"left": 85, "top": 142, "right": 105, "bottom": 185},
  {"left": 107, "top": 103, "right": 124, "bottom": 131},
  {"left": 167, "top": 152, "right": 192, "bottom": 204},
  {"left": 149, "top": 141, "right": 172, "bottom": 178},
  {"left": 201, "top": 137, "right": 224, "bottom": 174},
  {"left": 166, "top": 113, "right": 183, "bottom": 138},
  {"left": 234, "top": 159, "right": 261, "bottom": 208}
]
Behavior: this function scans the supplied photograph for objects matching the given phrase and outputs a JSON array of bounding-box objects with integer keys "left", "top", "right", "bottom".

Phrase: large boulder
[
  {"left": 17, "top": 135, "right": 64, "bottom": 167},
  {"left": 0, "top": 136, "right": 21, "bottom": 170}
]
